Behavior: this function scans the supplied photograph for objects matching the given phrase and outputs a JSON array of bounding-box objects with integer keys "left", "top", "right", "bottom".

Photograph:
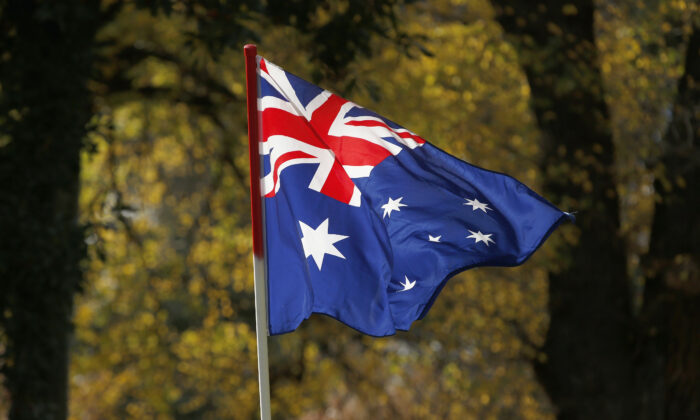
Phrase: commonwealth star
[{"left": 299, "top": 218, "right": 349, "bottom": 269}]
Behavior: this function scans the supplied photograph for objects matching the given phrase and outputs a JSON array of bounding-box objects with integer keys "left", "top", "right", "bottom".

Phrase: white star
[
  {"left": 428, "top": 235, "right": 441, "bottom": 242},
  {"left": 467, "top": 230, "right": 495, "bottom": 246},
  {"left": 464, "top": 197, "right": 491, "bottom": 213},
  {"left": 399, "top": 276, "right": 416, "bottom": 291},
  {"left": 299, "top": 218, "right": 348, "bottom": 270},
  {"left": 381, "top": 197, "right": 407, "bottom": 218}
]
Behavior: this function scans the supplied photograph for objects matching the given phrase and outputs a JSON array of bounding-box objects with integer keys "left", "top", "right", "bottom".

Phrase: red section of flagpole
[
  {"left": 245, "top": 44, "right": 272, "bottom": 420},
  {"left": 244, "top": 44, "right": 264, "bottom": 258}
]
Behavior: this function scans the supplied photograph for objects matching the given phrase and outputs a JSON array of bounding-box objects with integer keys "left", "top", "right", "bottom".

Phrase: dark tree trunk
[
  {"left": 0, "top": 1, "right": 100, "bottom": 419},
  {"left": 492, "top": 1, "right": 637, "bottom": 418},
  {"left": 642, "top": 24, "right": 700, "bottom": 419}
]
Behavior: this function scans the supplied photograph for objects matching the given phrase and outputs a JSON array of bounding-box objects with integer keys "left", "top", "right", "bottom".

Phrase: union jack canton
[{"left": 258, "top": 56, "right": 572, "bottom": 336}]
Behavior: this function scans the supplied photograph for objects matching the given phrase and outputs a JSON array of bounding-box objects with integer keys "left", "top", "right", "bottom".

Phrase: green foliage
[
  {"left": 1, "top": 0, "right": 698, "bottom": 419},
  {"left": 120, "top": 0, "right": 420, "bottom": 81}
]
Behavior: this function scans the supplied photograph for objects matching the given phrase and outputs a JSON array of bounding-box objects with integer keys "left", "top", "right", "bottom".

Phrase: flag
[{"left": 256, "top": 56, "right": 572, "bottom": 336}]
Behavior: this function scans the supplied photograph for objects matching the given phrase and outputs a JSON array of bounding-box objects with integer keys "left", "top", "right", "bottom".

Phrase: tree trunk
[
  {"left": 0, "top": 1, "right": 100, "bottom": 419},
  {"left": 492, "top": 1, "right": 637, "bottom": 418},
  {"left": 642, "top": 24, "right": 700, "bottom": 419}
]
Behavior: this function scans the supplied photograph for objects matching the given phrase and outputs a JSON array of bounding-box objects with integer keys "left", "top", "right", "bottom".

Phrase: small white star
[
  {"left": 464, "top": 197, "right": 492, "bottom": 213},
  {"left": 299, "top": 218, "right": 348, "bottom": 270},
  {"left": 467, "top": 230, "right": 495, "bottom": 246},
  {"left": 428, "top": 235, "right": 441, "bottom": 242},
  {"left": 381, "top": 197, "right": 407, "bottom": 218},
  {"left": 399, "top": 276, "right": 416, "bottom": 291}
]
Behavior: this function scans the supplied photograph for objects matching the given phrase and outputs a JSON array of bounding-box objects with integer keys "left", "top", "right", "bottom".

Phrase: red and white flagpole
[{"left": 244, "top": 44, "right": 272, "bottom": 420}]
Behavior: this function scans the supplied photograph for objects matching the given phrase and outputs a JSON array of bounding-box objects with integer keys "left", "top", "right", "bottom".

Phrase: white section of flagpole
[{"left": 253, "top": 253, "right": 271, "bottom": 420}]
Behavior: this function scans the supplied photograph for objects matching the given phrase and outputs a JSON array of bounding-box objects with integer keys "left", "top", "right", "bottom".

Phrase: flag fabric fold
[{"left": 257, "top": 56, "right": 572, "bottom": 336}]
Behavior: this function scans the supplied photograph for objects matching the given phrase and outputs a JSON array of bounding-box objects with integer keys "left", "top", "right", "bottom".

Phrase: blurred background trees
[
  {"left": 493, "top": 1, "right": 698, "bottom": 418},
  {"left": 0, "top": 0, "right": 697, "bottom": 419}
]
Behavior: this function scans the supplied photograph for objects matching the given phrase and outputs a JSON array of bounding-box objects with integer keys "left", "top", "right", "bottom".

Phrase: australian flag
[{"left": 257, "top": 56, "right": 572, "bottom": 336}]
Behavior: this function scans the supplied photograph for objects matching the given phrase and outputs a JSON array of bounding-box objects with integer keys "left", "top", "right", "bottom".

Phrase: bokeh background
[{"left": 1, "top": 1, "right": 698, "bottom": 419}]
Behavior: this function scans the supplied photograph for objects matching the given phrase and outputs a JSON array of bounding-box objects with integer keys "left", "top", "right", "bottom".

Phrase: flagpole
[{"left": 244, "top": 44, "right": 272, "bottom": 420}]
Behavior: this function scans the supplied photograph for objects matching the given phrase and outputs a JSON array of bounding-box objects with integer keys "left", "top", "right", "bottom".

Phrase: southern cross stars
[
  {"left": 399, "top": 276, "right": 416, "bottom": 291},
  {"left": 299, "top": 218, "right": 348, "bottom": 270},
  {"left": 428, "top": 235, "right": 441, "bottom": 242},
  {"left": 381, "top": 197, "right": 406, "bottom": 218},
  {"left": 464, "top": 197, "right": 491, "bottom": 213},
  {"left": 467, "top": 230, "right": 495, "bottom": 246}
]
